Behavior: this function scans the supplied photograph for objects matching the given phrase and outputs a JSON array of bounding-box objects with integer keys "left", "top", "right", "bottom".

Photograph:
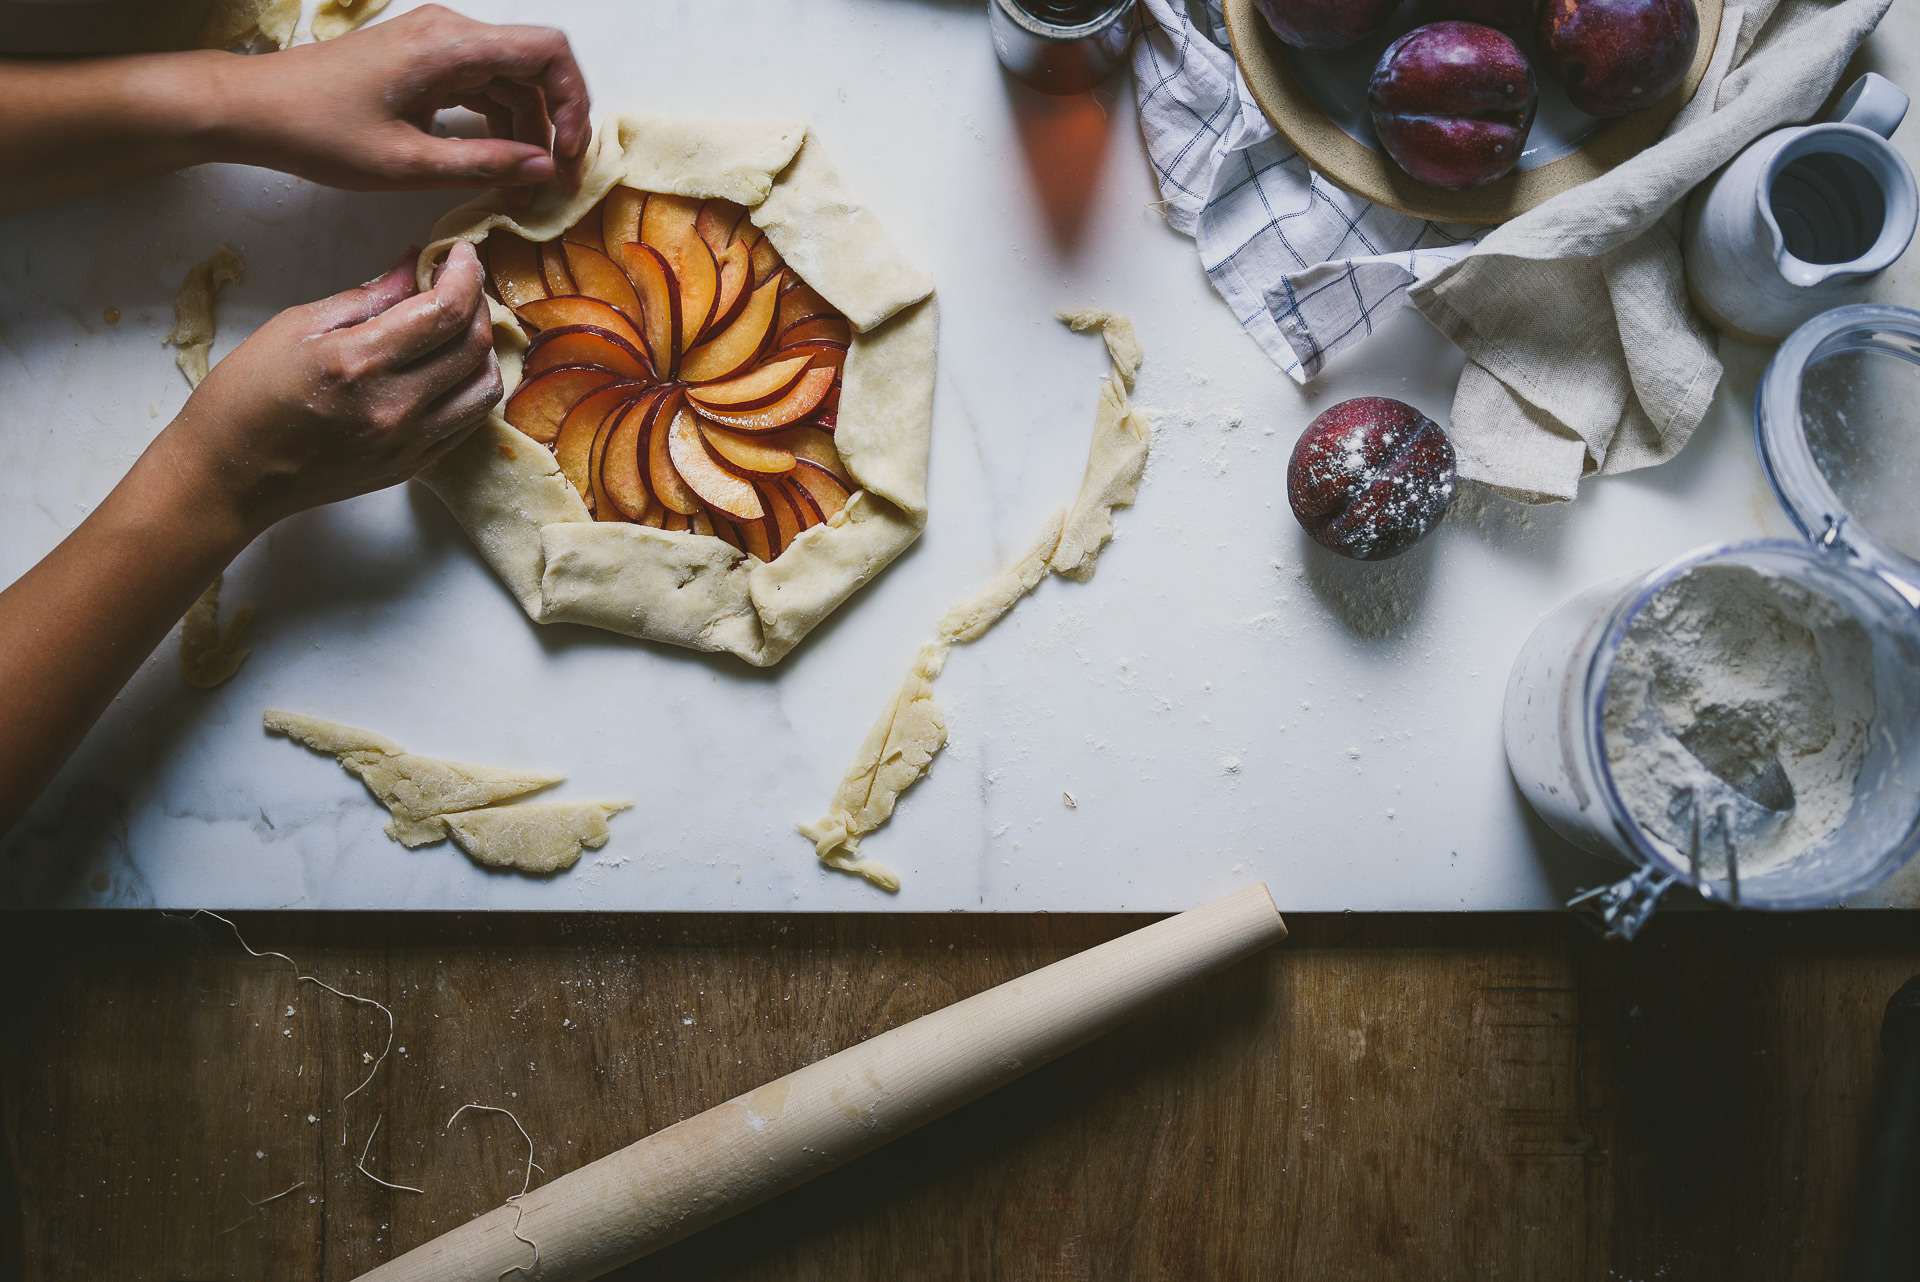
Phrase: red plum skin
[
  {"left": 1438, "top": 0, "right": 1541, "bottom": 26},
  {"left": 1253, "top": 0, "right": 1402, "bottom": 51},
  {"left": 1539, "top": 0, "right": 1699, "bottom": 117},
  {"left": 1287, "top": 398, "right": 1457, "bottom": 562},
  {"left": 1369, "top": 22, "right": 1538, "bottom": 189}
]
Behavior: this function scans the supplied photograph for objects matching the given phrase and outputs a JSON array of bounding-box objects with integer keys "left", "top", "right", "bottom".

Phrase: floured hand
[{"left": 164, "top": 240, "right": 500, "bottom": 536}]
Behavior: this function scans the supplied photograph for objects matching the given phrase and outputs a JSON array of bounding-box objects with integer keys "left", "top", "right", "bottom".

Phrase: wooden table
[{"left": 3, "top": 909, "right": 1917, "bottom": 1279}]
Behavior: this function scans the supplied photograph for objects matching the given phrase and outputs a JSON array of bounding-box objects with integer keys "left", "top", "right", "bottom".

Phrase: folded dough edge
[{"left": 413, "top": 115, "right": 937, "bottom": 667}]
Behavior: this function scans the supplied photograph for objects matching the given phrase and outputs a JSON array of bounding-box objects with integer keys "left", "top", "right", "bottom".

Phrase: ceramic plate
[{"left": 1222, "top": 0, "right": 1723, "bottom": 224}]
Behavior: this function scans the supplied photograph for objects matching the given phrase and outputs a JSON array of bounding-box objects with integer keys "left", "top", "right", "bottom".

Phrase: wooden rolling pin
[{"left": 357, "top": 883, "right": 1287, "bottom": 1281}]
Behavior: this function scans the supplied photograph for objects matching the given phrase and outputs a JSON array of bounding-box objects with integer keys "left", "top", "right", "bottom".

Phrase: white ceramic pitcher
[{"left": 1684, "top": 74, "right": 1917, "bottom": 342}]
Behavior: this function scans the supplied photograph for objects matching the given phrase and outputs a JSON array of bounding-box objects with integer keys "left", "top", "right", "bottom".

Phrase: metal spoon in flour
[
  {"left": 1678, "top": 723, "right": 1797, "bottom": 814},
  {"left": 1669, "top": 725, "right": 1798, "bottom": 904}
]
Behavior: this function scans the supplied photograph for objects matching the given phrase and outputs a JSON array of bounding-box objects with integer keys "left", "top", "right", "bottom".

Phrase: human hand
[
  {"left": 160, "top": 240, "right": 500, "bottom": 536},
  {"left": 216, "top": 5, "right": 592, "bottom": 202}
]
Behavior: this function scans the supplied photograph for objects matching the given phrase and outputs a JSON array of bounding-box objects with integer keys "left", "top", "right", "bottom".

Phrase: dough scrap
[
  {"left": 264, "top": 710, "right": 566, "bottom": 848},
  {"left": 312, "top": 0, "right": 390, "bottom": 40},
  {"left": 264, "top": 708, "right": 401, "bottom": 756},
  {"left": 936, "top": 509, "right": 1065, "bottom": 645},
  {"left": 343, "top": 753, "right": 566, "bottom": 847},
  {"left": 180, "top": 573, "right": 254, "bottom": 689},
  {"left": 195, "top": 0, "right": 298, "bottom": 50},
  {"left": 416, "top": 116, "right": 936, "bottom": 666},
  {"left": 796, "top": 642, "right": 948, "bottom": 892},
  {"left": 1058, "top": 308, "right": 1142, "bottom": 389},
  {"left": 165, "top": 246, "right": 243, "bottom": 388},
  {"left": 1051, "top": 372, "right": 1151, "bottom": 583},
  {"left": 443, "top": 801, "right": 631, "bottom": 875},
  {"left": 800, "top": 311, "right": 1150, "bottom": 888}
]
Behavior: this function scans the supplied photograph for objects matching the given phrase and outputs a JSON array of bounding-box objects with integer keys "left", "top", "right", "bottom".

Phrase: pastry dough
[
  {"left": 416, "top": 116, "right": 937, "bottom": 666},
  {"left": 799, "top": 312, "right": 1151, "bottom": 888},
  {"left": 179, "top": 573, "right": 253, "bottom": 689},
  {"left": 195, "top": 0, "right": 298, "bottom": 51},
  {"left": 796, "top": 642, "right": 948, "bottom": 891},
  {"left": 312, "top": 0, "right": 390, "bottom": 40},
  {"left": 265, "top": 710, "right": 566, "bottom": 847},
  {"left": 443, "top": 801, "right": 630, "bottom": 875},
  {"left": 166, "top": 246, "right": 243, "bottom": 388}
]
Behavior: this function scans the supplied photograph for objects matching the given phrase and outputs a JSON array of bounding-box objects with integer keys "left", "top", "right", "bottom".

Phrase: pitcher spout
[{"left": 1774, "top": 248, "right": 1877, "bottom": 289}]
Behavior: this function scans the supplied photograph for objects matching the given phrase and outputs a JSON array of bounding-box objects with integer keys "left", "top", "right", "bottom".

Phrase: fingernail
[{"left": 513, "top": 154, "right": 555, "bottom": 182}]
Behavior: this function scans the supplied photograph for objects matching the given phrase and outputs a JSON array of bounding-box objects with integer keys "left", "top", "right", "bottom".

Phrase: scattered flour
[{"left": 1602, "top": 563, "right": 1876, "bottom": 878}]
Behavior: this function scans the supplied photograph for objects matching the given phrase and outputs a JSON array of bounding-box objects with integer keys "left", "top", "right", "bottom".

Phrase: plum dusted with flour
[
  {"left": 1369, "top": 22, "right": 1538, "bottom": 189},
  {"left": 1287, "top": 398, "right": 1456, "bottom": 561}
]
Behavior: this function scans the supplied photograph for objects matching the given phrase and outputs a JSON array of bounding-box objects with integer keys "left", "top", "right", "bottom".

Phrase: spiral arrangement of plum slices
[{"left": 486, "top": 186, "right": 856, "bottom": 561}]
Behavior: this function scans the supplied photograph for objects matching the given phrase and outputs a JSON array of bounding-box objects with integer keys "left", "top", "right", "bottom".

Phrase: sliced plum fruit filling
[{"left": 485, "top": 186, "right": 855, "bottom": 562}]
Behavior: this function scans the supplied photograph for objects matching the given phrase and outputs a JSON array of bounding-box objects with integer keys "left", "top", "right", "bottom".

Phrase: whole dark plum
[
  {"left": 1287, "top": 398, "right": 1457, "bottom": 561},
  {"left": 1369, "top": 22, "right": 1537, "bottom": 189},
  {"left": 1253, "top": 0, "right": 1402, "bottom": 51},
  {"left": 1437, "top": 0, "right": 1541, "bottom": 26},
  {"left": 1539, "top": 0, "right": 1698, "bottom": 118}
]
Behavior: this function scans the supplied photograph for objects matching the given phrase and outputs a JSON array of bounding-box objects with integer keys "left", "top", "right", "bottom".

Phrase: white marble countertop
[{"left": 1, "top": 0, "right": 1916, "bottom": 911}]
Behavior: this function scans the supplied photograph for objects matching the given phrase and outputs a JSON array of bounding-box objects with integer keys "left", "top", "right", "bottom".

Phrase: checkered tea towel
[{"left": 1134, "top": 0, "right": 1893, "bottom": 501}]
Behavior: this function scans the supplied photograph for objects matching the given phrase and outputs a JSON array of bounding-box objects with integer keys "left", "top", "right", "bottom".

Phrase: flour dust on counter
[
  {"left": 799, "top": 309, "right": 1152, "bottom": 890},
  {"left": 264, "top": 711, "right": 630, "bottom": 874},
  {"left": 164, "top": 245, "right": 243, "bottom": 387},
  {"left": 178, "top": 572, "right": 254, "bottom": 689}
]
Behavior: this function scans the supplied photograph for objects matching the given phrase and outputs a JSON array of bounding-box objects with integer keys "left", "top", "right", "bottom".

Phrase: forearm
[
  {"left": 0, "top": 51, "right": 243, "bottom": 213},
  {"left": 0, "top": 429, "right": 256, "bottom": 831}
]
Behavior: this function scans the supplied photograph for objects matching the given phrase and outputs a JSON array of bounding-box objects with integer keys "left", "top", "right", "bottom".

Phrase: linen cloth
[{"left": 1133, "top": 0, "right": 1895, "bottom": 501}]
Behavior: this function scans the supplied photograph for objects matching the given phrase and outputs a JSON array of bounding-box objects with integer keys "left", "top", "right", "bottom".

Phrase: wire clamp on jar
[{"left": 1566, "top": 866, "right": 1676, "bottom": 941}]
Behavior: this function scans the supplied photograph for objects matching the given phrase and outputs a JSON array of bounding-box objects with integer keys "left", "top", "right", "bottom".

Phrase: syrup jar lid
[{"left": 1757, "top": 303, "right": 1920, "bottom": 607}]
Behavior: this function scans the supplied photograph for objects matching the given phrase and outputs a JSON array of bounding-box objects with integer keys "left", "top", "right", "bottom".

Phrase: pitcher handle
[{"left": 1830, "top": 73, "right": 1910, "bottom": 139}]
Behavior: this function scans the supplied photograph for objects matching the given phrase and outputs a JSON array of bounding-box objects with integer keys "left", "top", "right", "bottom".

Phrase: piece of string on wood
[
  {"left": 215, "top": 1179, "right": 307, "bottom": 1237},
  {"left": 190, "top": 909, "right": 396, "bottom": 1148},
  {"left": 356, "top": 1113, "right": 424, "bottom": 1195},
  {"left": 189, "top": 909, "right": 418, "bottom": 1197},
  {"left": 447, "top": 1103, "right": 544, "bottom": 1279}
]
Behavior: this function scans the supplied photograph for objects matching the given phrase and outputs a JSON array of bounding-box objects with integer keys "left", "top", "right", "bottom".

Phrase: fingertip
[
  {"left": 513, "top": 153, "right": 555, "bottom": 183},
  {"left": 430, "top": 240, "right": 471, "bottom": 288}
]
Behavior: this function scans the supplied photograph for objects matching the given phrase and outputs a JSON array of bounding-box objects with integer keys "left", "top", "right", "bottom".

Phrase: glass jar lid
[{"left": 1755, "top": 303, "right": 1920, "bottom": 606}]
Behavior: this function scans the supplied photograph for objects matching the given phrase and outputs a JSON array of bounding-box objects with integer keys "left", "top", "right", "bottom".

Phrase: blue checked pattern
[{"left": 1133, "top": 0, "right": 1482, "bottom": 380}]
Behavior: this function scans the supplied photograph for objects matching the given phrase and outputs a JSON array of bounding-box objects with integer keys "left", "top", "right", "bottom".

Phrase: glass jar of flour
[{"left": 1503, "top": 305, "right": 1920, "bottom": 938}]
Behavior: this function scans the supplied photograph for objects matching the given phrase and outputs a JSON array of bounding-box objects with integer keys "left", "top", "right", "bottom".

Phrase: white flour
[{"left": 1602, "top": 564, "right": 1876, "bottom": 878}]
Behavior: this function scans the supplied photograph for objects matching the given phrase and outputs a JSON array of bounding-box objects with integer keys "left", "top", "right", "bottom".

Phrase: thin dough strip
[
  {"left": 166, "top": 246, "right": 244, "bottom": 388},
  {"left": 179, "top": 573, "right": 255, "bottom": 689},
  {"left": 798, "top": 311, "right": 1151, "bottom": 889}
]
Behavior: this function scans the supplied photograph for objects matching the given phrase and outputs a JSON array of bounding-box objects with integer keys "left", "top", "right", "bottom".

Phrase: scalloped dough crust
[{"left": 415, "top": 115, "right": 937, "bottom": 667}]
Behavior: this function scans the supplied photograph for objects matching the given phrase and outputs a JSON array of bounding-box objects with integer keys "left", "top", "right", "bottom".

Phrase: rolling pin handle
[{"left": 1842, "top": 974, "right": 1920, "bottom": 1282}]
